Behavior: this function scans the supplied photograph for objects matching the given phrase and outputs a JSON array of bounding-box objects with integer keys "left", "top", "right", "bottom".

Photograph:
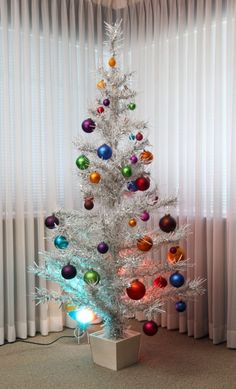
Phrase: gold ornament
[
  {"left": 89, "top": 171, "right": 101, "bottom": 184},
  {"left": 128, "top": 218, "right": 137, "bottom": 227},
  {"left": 65, "top": 305, "right": 76, "bottom": 312},
  {"left": 108, "top": 57, "right": 116, "bottom": 67},
  {"left": 140, "top": 150, "right": 154, "bottom": 164},
  {"left": 97, "top": 80, "right": 106, "bottom": 89}
]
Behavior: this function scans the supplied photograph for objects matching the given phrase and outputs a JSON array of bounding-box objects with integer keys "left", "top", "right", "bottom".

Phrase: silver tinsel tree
[{"left": 30, "top": 21, "right": 205, "bottom": 340}]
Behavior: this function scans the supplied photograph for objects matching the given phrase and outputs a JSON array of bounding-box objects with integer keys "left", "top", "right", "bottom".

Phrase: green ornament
[
  {"left": 84, "top": 269, "right": 100, "bottom": 285},
  {"left": 121, "top": 165, "right": 132, "bottom": 178},
  {"left": 76, "top": 155, "right": 90, "bottom": 170},
  {"left": 128, "top": 103, "right": 136, "bottom": 110}
]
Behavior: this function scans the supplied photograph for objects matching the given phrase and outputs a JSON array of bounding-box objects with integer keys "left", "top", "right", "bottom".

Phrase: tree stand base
[{"left": 89, "top": 329, "right": 141, "bottom": 371}]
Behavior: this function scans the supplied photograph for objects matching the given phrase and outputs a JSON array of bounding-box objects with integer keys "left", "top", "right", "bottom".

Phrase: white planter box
[{"left": 89, "top": 329, "right": 141, "bottom": 371}]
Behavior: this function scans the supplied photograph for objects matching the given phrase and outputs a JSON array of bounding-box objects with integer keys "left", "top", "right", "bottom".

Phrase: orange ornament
[
  {"left": 97, "top": 80, "right": 106, "bottom": 89},
  {"left": 108, "top": 57, "right": 116, "bottom": 67},
  {"left": 137, "top": 235, "right": 153, "bottom": 252},
  {"left": 140, "top": 150, "right": 154, "bottom": 164},
  {"left": 167, "top": 246, "right": 185, "bottom": 264},
  {"left": 128, "top": 218, "right": 137, "bottom": 227},
  {"left": 89, "top": 171, "right": 101, "bottom": 184},
  {"left": 126, "top": 279, "right": 146, "bottom": 300}
]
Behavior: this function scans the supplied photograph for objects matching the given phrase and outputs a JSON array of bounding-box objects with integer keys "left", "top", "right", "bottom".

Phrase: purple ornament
[
  {"left": 140, "top": 211, "right": 150, "bottom": 222},
  {"left": 130, "top": 155, "right": 138, "bottom": 164},
  {"left": 97, "top": 242, "right": 109, "bottom": 254},
  {"left": 103, "top": 98, "right": 110, "bottom": 107},
  {"left": 61, "top": 264, "right": 77, "bottom": 280},
  {"left": 45, "top": 215, "right": 59, "bottom": 229},
  {"left": 82, "top": 118, "right": 96, "bottom": 133}
]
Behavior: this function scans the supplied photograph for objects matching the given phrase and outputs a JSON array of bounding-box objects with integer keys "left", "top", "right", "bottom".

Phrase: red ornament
[
  {"left": 143, "top": 320, "right": 158, "bottom": 336},
  {"left": 136, "top": 132, "right": 143, "bottom": 141},
  {"left": 135, "top": 177, "right": 150, "bottom": 191},
  {"left": 126, "top": 279, "right": 146, "bottom": 300},
  {"left": 154, "top": 276, "right": 167, "bottom": 288},
  {"left": 84, "top": 197, "right": 94, "bottom": 210},
  {"left": 97, "top": 106, "right": 104, "bottom": 114},
  {"left": 159, "top": 214, "right": 176, "bottom": 233}
]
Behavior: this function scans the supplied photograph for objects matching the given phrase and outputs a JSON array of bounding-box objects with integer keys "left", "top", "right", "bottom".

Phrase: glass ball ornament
[
  {"left": 61, "top": 264, "right": 77, "bottom": 280},
  {"left": 136, "top": 132, "right": 143, "bottom": 141},
  {"left": 130, "top": 155, "right": 138, "bottom": 164},
  {"left": 127, "top": 181, "right": 138, "bottom": 192},
  {"left": 140, "top": 150, "right": 154, "bottom": 164},
  {"left": 97, "top": 106, "right": 104, "bottom": 114},
  {"left": 121, "top": 166, "right": 132, "bottom": 178},
  {"left": 76, "top": 155, "right": 90, "bottom": 170},
  {"left": 153, "top": 276, "right": 168, "bottom": 288},
  {"left": 45, "top": 214, "right": 59, "bottom": 229},
  {"left": 175, "top": 300, "right": 187, "bottom": 312},
  {"left": 169, "top": 272, "right": 185, "bottom": 288},
  {"left": 126, "top": 279, "right": 146, "bottom": 300},
  {"left": 84, "top": 269, "right": 100, "bottom": 285},
  {"left": 97, "top": 79, "right": 106, "bottom": 89},
  {"left": 135, "top": 176, "right": 150, "bottom": 191},
  {"left": 128, "top": 102, "right": 136, "bottom": 110},
  {"left": 97, "top": 144, "right": 112, "bottom": 160},
  {"left": 128, "top": 218, "right": 137, "bottom": 227},
  {"left": 140, "top": 211, "right": 150, "bottom": 222},
  {"left": 143, "top": 320, "right": 158, "bottom": 336},
  {"left": 103, "top": 98, "right": 110, "bottom": 106},
  {"left": 168, "top": 246, "right": 185, "bottom": 264},
  {"left": 137, "top": 235, "right": 153, "bottom": 252},
  {"left": 108, "top": 57, "right": 116, "bottom": 67},
  {"left": 81, "top": 118, "right": 96, "bottom": 133},
  {"left": 54, "top": 235, "right": 69, "bottom": 249},
  {"left": 89, "top": 171, "right": 101, "bottom": 184},
  {"left": 129, "top": 133, "right": 136, "bottom": 141},
  {"left": 159, "top": 214, "right": 177, "bottom": 233},
  {"left": 84, "top": 198, "right": 94, "bottom": 210},
  {"left": 97, "top": 242, "right": 109, "bottom": 254}
]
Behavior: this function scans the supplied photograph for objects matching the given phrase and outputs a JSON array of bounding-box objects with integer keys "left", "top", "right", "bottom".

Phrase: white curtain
[{"left": 1, "top": 0, "right": 236, "bottom": 348}]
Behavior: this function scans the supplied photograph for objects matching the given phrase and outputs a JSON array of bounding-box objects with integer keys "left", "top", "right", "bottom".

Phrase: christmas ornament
[
  {"left": 153, "top": 276, "right": 167, "bottom": 288},
  {"left": 137, "top": 235, "right": 153, "bottom": 251},
  {"left": 54, "top": 235, "right": 69, "bottom": 249},
  {"left": 89, "top": 171, "right": 101, "bottom": 184},
  {"left": 175, "top": 300, "right": 187, "bottom": 312},
  {"left": 103, "top": 98, "right": 110, "bottom": 106},
  {"left": 61, "top": 264, "right": 77, "bottom": 279},
  {"left": 97, "top": 80, "right": 106, "bottom": 89},
  {"left": 121, "top": 166, "right": 132, "bottom": 178},
  {"left": 65, "top": 305, "right": 77, "bottom": 312},
  {"left": 140, "top": 150, "right": 153, "bottom": 164},
  {"left": 126, "top": 279, "right": 146, "bottom": 300},
  {"left": 84, "top": 270, "right": 100, "bottom": 285},
  {"left": 169, "top": 272, "right": 185, "bottom": 288},
  {"left": 76, "top": 155, "right": 90, "bottom": 170},
  {"left": 97, "top": 106, "right": 104, "bottom": 114},
  {"left": 45, "top": 214, "right": 59, "bottom": 229},
  {"left": 130, "top": 155, "right": 138, "bottom": 164},
  {"left": 159, "top": 214, "right": 177, "bottom": 233},
  {"left": 135, "top": 176, "right": 150, "bottom": 191},
  {"left": 97, "top": 144, "right": 112, "bottom": 160},
  {"left": 136, "top": 132, "right": 143, "bottom": 141},
  {"left": 128, "top": 218, "right": 137, "bottom": 227},
  {"left": 81, "top": 118, "right": 96, "bottom": 133},
  {"left": 140, "top": 211, "right": 150, "bottom": 222},
  {"left": 143, "top": 320, "right": 158, "bottom": 336},
  {"left": 97, "top": 242, "right": 109, "bottom": 254},
  {"left": 108, "top": 57, "right": 116, "bottom": 67},
  {"left": 129, "top": 133, "right": 135, "bottom": 140},
  {"left": 168, "top": 246, "right": 185, "bottom": 264},
  {"left": 128, "top": 103, "right": 136, "bottom": 110},
  {"left": 84, "top": 198, "right": 94, "bottom": 210},
  {"left": 127, "top": 181, "right": 138, "bottom": 192}
]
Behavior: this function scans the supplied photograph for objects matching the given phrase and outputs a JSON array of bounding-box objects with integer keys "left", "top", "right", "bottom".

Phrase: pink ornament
[
  {"left": 143, "top": 320, "right": 158, "bottom": 336},
  {"left": 130, "top": 155, "right": 138, "bottom": 164},
  {"left": 140, "top": 211, "right": 150, "bottom": 222}
]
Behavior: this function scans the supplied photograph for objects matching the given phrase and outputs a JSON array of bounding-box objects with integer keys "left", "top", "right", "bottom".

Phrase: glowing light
[{"left": 75, "top": 308, "right": 95, "bottom": 324}]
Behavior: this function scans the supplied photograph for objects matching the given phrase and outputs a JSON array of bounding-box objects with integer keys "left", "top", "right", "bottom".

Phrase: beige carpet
[{"left": 1, "top": 320, "right": 236, "bottom": 389}]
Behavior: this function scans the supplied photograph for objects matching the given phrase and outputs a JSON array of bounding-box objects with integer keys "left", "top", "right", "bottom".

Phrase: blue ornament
[
  {"left": 127, "top": 181, "right": 138, "bottom": 192},
  {"left": 68, "top": 310, "right": 78, "bottom": 321},
  {"left": 169, "top": 272, "right": 185, "bottom": 288},
  {"left": 175, "top": 301, "right": 187, "bottom": 312},
  {"left": 129, "top": 133, "right": 135, "bottom": 140},
  {"left": 97, "top": 144, "right": 112, "bottom": 160},
  {"left": 54, "top": 235, "right": 69, "bottom": 249}
]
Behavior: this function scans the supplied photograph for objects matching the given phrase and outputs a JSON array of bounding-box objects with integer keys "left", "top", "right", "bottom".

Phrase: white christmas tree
[{"left": 31, "top": 21, "right": 205, "bottom": 340}]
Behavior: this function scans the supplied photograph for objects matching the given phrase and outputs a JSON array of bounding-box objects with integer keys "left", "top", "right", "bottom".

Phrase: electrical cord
[{"left": 1, "top": 335, "right": 75, "bottom": 347}]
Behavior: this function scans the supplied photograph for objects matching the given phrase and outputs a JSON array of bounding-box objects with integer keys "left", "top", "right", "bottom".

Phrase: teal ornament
[
  {"left": 128, "top": 103, "right": 136, "bottom": 110},
  {"left": 76, "top": 155, "right": 90, "bottom": 170},
  {"left": 129, "top": 133, "right": 135, "bottom": 141},
  {"left": 121, "top": 166, "right": 132, "bottom": 178},
  {"left": 54, "top": 235, "right": 69, "bottom": 249}
]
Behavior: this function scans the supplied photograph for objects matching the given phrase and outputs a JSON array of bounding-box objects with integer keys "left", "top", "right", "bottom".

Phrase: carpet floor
[{"left": 1, "top": 320, "right": 236, "bottom": 389}]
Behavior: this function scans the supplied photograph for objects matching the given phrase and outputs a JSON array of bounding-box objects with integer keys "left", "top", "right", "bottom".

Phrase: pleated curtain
[{"left": 0, "top": 0, "right": 236, "bottom": 348}]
